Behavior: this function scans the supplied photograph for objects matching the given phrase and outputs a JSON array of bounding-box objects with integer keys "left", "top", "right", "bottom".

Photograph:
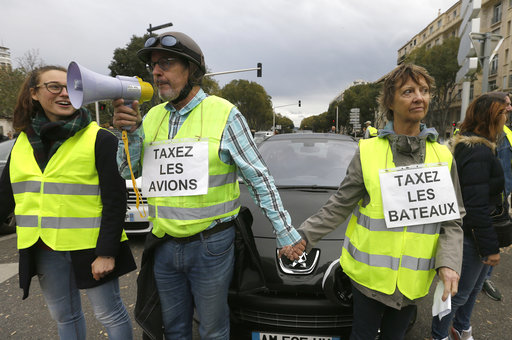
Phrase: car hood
[
  {"left": 239, "top": 184, "right": 346, "bottom": 240},
  {"left": 238, "top": 184, "right": 348, "bottom": 292}
]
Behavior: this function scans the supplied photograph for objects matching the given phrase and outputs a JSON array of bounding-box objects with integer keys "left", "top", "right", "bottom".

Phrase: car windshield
[{"left": 258, "top": 136, "right": 357, "bottom": 187}]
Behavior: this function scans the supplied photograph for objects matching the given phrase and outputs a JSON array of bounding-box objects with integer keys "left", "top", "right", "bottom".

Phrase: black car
[
  {"left": 0, "top": 138, "right": 16, "bottom": 234},
  {"left": 229, "top": 133, "right": 358, "bottom": 340}
]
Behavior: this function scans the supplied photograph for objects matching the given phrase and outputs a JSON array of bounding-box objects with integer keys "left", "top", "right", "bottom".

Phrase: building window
[
  {"left": 509, "top": 74, "right": 512, "bottom": 88},
  {"left": 453, "top": 10, "right": 457, "bottom": 18},
  {"left": 414, "top": 39, "right": 416, "bottom": 46},
  {"left": 470, "top": 84, "right": 474, "bottom": 101},
  {"left": 508, "top": 21, "right": 512, "bottom": 36},
  {"left": 489, "top": 79, "right": 498, "bottom": 91},
  {"left": 437, "top": 20, "right": 442, "bottom": 29},
  {"left": 435, "top": 38, "right": 440, "bottom": 45},
  {"left": 427, "top": 43, "right": 432, "bottom": 49},
  {"left": 491, "top": 55, "right": 499, "bottom": 75},
  {"left": 506, "top": 49, "right": 509, "bottom": 64},
  {"left": 423, "top": 33, "right": 426, "bottom": 40},
  {"left": 430, "top": 26, "right": 433, "bottom": 34},
  {"left": 492, "top": 2, "right": 502, "bottom": 25}
]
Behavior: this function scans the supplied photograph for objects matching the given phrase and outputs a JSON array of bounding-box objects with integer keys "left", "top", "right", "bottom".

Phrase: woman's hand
[
  {"left": 91, "top": 256, "right": 115, "bottom": 281},
  {"left": 483, "top": 253, "right": 500, "bottom": 266}
]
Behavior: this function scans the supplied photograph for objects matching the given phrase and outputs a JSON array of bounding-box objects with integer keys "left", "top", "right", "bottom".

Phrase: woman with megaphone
[{"left": 0, "top": 65, "right": 136, "bottom": 340}]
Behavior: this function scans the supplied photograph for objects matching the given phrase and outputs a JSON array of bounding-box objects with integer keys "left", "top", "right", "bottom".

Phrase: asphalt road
[{"left": 0, "top": 233, "right": 511, "bottom": 340}]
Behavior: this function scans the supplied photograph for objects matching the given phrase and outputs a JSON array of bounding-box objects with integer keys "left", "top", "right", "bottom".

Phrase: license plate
[
  {"left": 252, "top": 332, "right": 340, "bottom": 340},
  {"left": 125, "top": 212, "right": 134, "bottom": 222}
]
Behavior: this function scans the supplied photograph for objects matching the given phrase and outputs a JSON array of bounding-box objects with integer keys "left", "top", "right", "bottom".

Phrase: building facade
[
  {"left": 396, "top": 0, "right": 512, "bottom": 137},
  {"left": 0, "top": 46, "right": 12, "bottom": 70}
]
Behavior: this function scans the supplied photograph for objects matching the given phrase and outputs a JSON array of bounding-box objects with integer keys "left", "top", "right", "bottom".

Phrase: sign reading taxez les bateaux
[
  {"left": 142, "top": 139, "right": 209, "bottom": 197},
  {"left": 379, "top": 163, "right": 460, "bottom": 228}
]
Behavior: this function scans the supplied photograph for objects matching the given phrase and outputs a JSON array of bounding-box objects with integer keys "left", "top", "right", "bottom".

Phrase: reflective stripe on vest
[
  {"left": 340, "top": 136, "right": 453, "bottom": 300},
  {"left": 142, "top": 96, "right": 241, "bottom": 238},
  {"left": 10, "top": 122, "right": 128, "bottom": 250}
]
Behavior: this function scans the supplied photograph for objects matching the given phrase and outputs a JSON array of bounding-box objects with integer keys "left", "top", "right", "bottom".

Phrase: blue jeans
[
  {"left": 35, "top": 248, "right": 133, "bottom": 340},
  {"left": 431, "top": 236, "right": 489, "bottom": 339},
  {"left": 153, "top": 226, "right": 235, "bottom": 340},
  {"left": 349, "top": 286, "right": 416, "bottom": 340}
]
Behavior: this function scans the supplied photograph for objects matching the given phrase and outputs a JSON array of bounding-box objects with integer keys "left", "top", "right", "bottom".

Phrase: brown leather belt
[{"left": 169, "top": 220, "right": 235, "bottom": 244}]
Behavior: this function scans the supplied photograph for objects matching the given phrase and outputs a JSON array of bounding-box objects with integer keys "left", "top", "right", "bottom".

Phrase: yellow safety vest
[
  {"left": 368, "top": 126, "right": 378, "bottom": 137},
  {"left": 340, "top": 137, "right": 453, "bottom": 300},
  {"left": 504, "top": 125, "right": 512, "bottom": 148},
  {"left": 10, "top": 122, "right": 128, "bottom": 250},
  {"left": 142, "top": 96, "right": 240, "bottom": 238}
]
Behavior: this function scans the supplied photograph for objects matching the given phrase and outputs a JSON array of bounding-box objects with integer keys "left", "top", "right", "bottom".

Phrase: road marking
[{"left": 0, "top": 263, "right": 18, "bottom": 284}]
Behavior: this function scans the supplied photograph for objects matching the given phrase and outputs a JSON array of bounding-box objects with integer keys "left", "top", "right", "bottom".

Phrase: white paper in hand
[{"left": 432, "top": 281, "right": 451, "bottom": 320}]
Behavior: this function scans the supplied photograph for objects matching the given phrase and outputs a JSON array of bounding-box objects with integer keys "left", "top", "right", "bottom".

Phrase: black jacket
[{"left": 450, "top": 132, "right": 502, "bottom": 257}]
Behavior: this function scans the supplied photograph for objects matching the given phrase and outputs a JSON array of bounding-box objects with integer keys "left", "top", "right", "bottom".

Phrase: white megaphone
[{"left": 67, "top": 61, "right": 153, "bottom": 109}]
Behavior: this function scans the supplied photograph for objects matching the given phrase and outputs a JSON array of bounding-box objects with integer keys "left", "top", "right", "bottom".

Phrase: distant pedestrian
[{"left": 363, "top": 120, "right": 378, "bottom": 138}]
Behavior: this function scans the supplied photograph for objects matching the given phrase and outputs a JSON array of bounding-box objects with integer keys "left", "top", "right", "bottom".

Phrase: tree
[
  {"left": 405, "top": 37, "right": 460, "bottom": 137},
  {"left": 202, "top": 75, "right": 221, "bottom": 96},
  {"left": 220, "top": 79, "right": 273, "bottom": 131},
  {"left": 0, "top": 49, "right": 44, "bottom": 119},
  {"left": 275, "top": 113, "right": 294, "bottom": 133},
  {"left": 0, "top": 68, "right": 25, "bottom": 118},
  {"left": 16, "top": 49, "right": 44, "bottom": 74}
]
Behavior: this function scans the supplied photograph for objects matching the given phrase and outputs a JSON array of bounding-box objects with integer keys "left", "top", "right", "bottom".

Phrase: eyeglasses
[
  {"left": 146, "top": 57, "right": 179, "bottom": 72},
  {"left": 35, "top": 82, "right": 68, "bottom": 95}
]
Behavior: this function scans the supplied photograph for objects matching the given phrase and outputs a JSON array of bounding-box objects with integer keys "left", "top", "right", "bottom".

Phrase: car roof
[{"left": 262, "top": 133, "right": 357, "bottom": 142}]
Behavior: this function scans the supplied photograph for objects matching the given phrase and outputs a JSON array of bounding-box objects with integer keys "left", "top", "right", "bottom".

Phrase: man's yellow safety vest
[
  {"left": 10, "top": 122, "right": 128, "bottom": 250},
  {"left": 340, "top": 137, "right": 453, "bottom": 300},
  {"left": 142, "top": 96, "right": 240, "bottom": 238}
]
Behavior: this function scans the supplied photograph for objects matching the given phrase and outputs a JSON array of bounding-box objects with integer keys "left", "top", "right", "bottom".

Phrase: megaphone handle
[{"left": 122, "top": 100, "right": 136, "bottom": 131}]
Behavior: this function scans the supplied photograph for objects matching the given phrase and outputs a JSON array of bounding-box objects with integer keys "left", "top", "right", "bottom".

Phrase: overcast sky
[{"left": 1, "top": 0, "right": 457, "bottom": 126}]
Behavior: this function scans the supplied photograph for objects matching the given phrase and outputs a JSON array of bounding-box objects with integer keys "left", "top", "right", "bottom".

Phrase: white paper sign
[
  {"left": 142, "top": 139, "right": 209, "bottom": 197},
  {"left": 379, "top": 163, "right": 460, "bottom": 228}
]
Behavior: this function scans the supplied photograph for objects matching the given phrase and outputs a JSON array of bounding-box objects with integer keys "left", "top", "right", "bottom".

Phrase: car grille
[
  {"left": 231, "top": 308, "right": 352, "bottom": 329},
  {"left": 127, "top": 188, "right": 147, "bottom": 205}
]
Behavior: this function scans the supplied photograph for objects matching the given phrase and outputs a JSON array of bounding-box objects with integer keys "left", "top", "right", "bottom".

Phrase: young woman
[
  {"left": 431, "top": 93, "right": 505, "bottom": 340},
  {"left": 0, "top": 65, "right": 136, "bottom": 340}
]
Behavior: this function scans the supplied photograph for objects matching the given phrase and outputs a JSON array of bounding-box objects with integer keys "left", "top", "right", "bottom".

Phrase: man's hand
[
  {"left": 278, "top": 239, "right": 306, "bottom": 261},
  {"left": 91, "top": 256, "right": 115, "bottom": 281},
  {"left": 438, "top": 267, "right": 459, "bottom": 301},
  {"left": 112, "top": 98, "right": 141, "bottom": 133}
]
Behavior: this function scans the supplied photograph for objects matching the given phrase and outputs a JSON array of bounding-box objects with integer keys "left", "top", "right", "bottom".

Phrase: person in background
[
  {"left": 0, "top": 66, "right": 136, "bottom": 340},
  {"left": 431, "top": 92, "right": 505, "bottom": 340},
  {"left": 480, "top": 91, "right": 512, "bottom": 302},
  {"left": 112, "top": 31, "right": 305, "bottom": 339},
  {"left": 363, "top": 120, "right": 378, "bottom": 138},
  {"left": 298, "top": 63, "right": 464, "bottom": 340}
]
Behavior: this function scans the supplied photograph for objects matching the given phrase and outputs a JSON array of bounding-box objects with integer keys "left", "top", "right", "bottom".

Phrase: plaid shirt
[{"left": 116, "top": 89, "right": 301, "bottom": 247}]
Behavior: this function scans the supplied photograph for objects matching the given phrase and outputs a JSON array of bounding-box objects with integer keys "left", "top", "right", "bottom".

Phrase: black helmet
[{"left": 137, "top": 32, "right": 206, "bottom": 74}]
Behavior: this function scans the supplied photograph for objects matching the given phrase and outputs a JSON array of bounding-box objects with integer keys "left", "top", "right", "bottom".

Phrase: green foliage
[
  {"left": 405, "top": 37, "right": 460, "bottom": 135},
  {"left": 220, "top": 79, "right": 274, "bottom": 131},
  {"left": 0, "top": 67, "right": 26, "bottom": 118},
  {"left": 300, "top": 82, "right": 381, "bottom": 133},
  {"left": 202, "top": 75, "right": 221, "bottom": 96},
  {"left": 108, "top": 34, "right": 152, "bottom": 82},
  {"left": 275, "top": 113, "right": 294, "bottom": 133}
]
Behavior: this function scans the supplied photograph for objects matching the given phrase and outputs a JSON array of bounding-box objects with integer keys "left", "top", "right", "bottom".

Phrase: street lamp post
[{"left": 272, "top": 100, "right": 301, "bottom": 132}]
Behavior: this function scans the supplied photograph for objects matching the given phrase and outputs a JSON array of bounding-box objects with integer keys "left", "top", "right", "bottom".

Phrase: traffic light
[
  {"left": 257, "top": 63, "right": 262, "bottom": 77},
  {"left": 452, "top": 121, "right": 456, "bottom": 127},
  {"left": 298, "top": 100, "right": 301, "bottom": 107},
  {"left": 99, "top": 103, "right": 106, "bottom": 111}
]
